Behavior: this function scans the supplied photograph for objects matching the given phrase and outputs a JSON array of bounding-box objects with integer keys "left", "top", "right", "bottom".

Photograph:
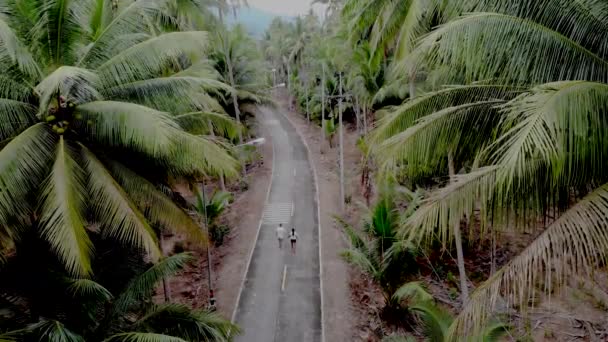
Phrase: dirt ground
[{"left": 282, "top": 103, "right": 371, "bottom": 341}]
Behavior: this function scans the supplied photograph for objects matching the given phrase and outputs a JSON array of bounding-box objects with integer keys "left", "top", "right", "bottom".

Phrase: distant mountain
[{"left": 226, "top": 7, "right": 294, "bottom": 38}]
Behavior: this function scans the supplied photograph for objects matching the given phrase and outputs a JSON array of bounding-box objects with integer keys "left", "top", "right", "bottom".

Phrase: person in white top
[
  {"left": 289, "top": 228, "right": 299, "bottom": 254},
  {"left": 276, "top": 223, "right": 286, "bottom": 249}
]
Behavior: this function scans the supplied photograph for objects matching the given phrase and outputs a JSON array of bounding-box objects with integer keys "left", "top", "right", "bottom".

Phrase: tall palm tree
[
  {"left": 0, "top": 0, "right": 238, "bottom": 277},
  {"left": 371, "top": 0, "right": 608, "bottom": 338}
]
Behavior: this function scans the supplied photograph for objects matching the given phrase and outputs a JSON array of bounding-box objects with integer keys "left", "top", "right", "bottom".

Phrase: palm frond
[
  {"left": 35, "top": 66, "right": 100, "bottom": 118},
  {"left": 23, "top": 320, "right": 84, "bottom": 342},
  {"left": 369, "top": 85, "right": 520, "bottom": 146},
  {"left": 392, "top": 281, "right": 433, "bottom": 304},
  {"left": 339, "top": 249, "right": 379, "bottom": 281},
  {"left": 169, "top": 133, "right": 239, "bottom": 179},
  {"left": 67, "top": 278, "right": 113, "bottom": 302},
  {"left": 112, "top": 253, "right": 193, "bottom": 315},
  {"left": 410, "top": 300, "right": 453, "bottom": 342},
  {"left": 444, "top": 0, "right": 608, "bottom": 61},
  {"left": 447, "top": 182, "right": 608, "bottom": 339},
  {"left": 486, "top": 81, "right": 608, "bottom": 185},
  {"left": 79, "top": 0, "right": 165, "bottom": 68},
  {"left": 0, "top": 15, "right": 40, "bottom": 77},
  {"left": 334, "top": 215, "right": 368, "bottom": 251},
  {"left": 175, "top": 111, "right": 240, "bottom": 138},
  {"left": 136, "top": 304, "right": 239, "bottom": 341},
  {"left": 402, "top": 12, "right": 608, "bottom": 84},
  {"left": 97, "top": 31, "right": 209, "bottom": 88},
  {"left": 104, "top": 333, "right": 187, "bottom": 342},
  {"left": 102, "top": 77, "right": 230, "bottom": 113},
  {"left": 39, "top": 137, "right": 92, "bottom": 277},
  {"left": 81, "top": 147, "right": 160, "bottom": 261},
  {"left": 0, "top": 98, "right": 37, "bottom": 139},
  {"left": 76, "top": 101, "right": 179, "bottom": 157},
  {"left": 105, "top": 160, "right": 207, "bottom": 246},
  {"left": 0, "top": 124, "right": 55, "bottom": 229},
  {"left": 376, "top": 101, "right": 503, "bottom": 175},
  {"left": 403, "top": 166, "right": 499, "bottom": 246}
]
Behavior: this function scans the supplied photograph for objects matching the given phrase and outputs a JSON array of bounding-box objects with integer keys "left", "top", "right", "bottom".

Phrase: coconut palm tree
[
  {"left": 371, "top": 0, "right": 608, "bottom": 338},
  {"left": 0, "top": 248, "right": 239, "bottom": 341},
  {"left": 0, "top": 0, "right": 239, "bottom": 277},
  {"left": 212, "top": 24, "right": 271, "bottom": 121},
  {"left": 336, "top": 185, "right": 422, "bottom": 309}
]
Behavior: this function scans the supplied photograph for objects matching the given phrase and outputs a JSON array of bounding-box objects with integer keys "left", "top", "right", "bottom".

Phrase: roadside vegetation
[
  {"left": 2, "top": 0, "right": 608, "bottom": 340},
  {"left": 267, "top": 0, "right": 608, "bottom": 340},
  {"left": 0, "top": 0, "right": 268, "bottom": 341}
]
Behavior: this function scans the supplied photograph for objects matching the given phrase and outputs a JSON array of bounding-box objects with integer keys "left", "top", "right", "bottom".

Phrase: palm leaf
[
  {"left": 97, "top": 31, "right": 209, "bottom": 88},
  {"left": 76, "top": 101, "right": 179, "bottom": 157},
  {"left": 105, "top": 160, "right": 207, "bottom": 246},
  {"left": 376, "top": 101, "right": 503, "bottom": 175},
  {"left": 370, "top": 85, "right": 520, "bottom": 146},
  {"left": 410, "top": 300, "right": 453, "bottom": 342},
  {"left": 67, "top": 278, "right": 113, "bottom": 302},
  {"left": 81, "top": 147, "right": 160, "bottom": 261},
  {"left": 174, "top": 111, "right": 240, "bottom": 138},
  {"left": 447, "top": 182, "right": 608, "bottom": 339},
  {"left": 112, "top": 253, "right": 193, "bottom": 316},
  {"left": 0, "top": 15, "right": 40, "bottom": 77},
  {"left": 136, "top": 304, "right": 239, "bottom": 341},
  {"left": 0, "top": 98, "right": 37, "bottom": 139},
  {"left": 0, "top": 124, "right": 55, "bottom": 229},
  {"left": 79, "top": 0, "right": 165, "bottom": 68},
  {"left": 403, "top": 166, "right": 499, "bottom": 246},
  {"left": 23, "top": 320, "right": 84, "bottom": 342},
  {"left": 169, "top": 133, "right": 239, "bottom": 179},
  {"left": 402, "top": 12, "right": 608, "bottom": 84},
  {"left": 486, "top": 81, "right": 608, "bottom": 185},
  {"left": 392, "top": 281, "right": 434, "bottom": 304},
  {"left": 102, "top": 77, "right": 231, "bottom": 113},
  {"left": 104, "top": 333, "right": 187, "bottom": 342},
  {"left": 39, "top": 137, "right": 92, "bottom": 277},
  {"left": 35, "top": 66, "right": 100, "bottom": 118}
]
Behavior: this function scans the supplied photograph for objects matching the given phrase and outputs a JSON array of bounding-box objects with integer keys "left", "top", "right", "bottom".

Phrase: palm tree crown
[
  {"left": 370, "top": 0, "right": 608, "bottom": 337},
  {"left": 0, "top": 0, "right": 239, "bottom": 278}
]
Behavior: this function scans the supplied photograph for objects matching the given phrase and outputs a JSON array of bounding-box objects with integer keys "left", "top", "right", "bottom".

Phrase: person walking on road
[
  {"left": 276, "top": 223, "right": 286, "bottom": 249},
  {"left": 289, "top": 228, "right": 299, "bottom": 254}
]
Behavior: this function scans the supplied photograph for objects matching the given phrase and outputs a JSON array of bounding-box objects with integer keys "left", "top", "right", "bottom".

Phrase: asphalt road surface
[{"left": 233, "top": 107, "right": 322, "bottom": 341}]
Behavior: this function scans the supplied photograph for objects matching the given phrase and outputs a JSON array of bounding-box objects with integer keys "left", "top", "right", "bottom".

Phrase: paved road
[{"left": 234, "top": 107, "right": 321, "bottom": 341}]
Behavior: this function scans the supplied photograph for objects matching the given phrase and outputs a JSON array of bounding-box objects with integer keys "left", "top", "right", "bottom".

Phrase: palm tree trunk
[
  {"left": 287, "top": 63, "right": 292, "bottom": 110},
  {"left": 208, "top": 119, "right": 226, "bottom": 191},
  {"left": 218, "top": 9, "right": 242, "bottom": 144},
  {"left": 305, "top": 85, "right": 310, "bottom": 123},
  {"left": 160, "top": 233, "right": 171, "bottom": 302},
  {"left": 321, "top": 64, "right": 326, "bottom": 152},
  {"left": 363, "top": 103, "right": 368, "bottom": 135},
  {"left": 339, "top": 72, "right": 345, "bottom": 212},
  {"left": 448, "top": 151, "right": 469, "bottom": 306},
  {"left": 354, "top": 97, "right": 360, "bottom": 134}
]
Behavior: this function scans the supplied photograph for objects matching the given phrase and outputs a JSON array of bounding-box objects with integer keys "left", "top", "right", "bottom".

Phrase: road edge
[
  {"left": 279, "top": 110, "right": 326, "bottom": 342},
  {"left": 231, "top": 108, "right": 276, "bottom": 323}
]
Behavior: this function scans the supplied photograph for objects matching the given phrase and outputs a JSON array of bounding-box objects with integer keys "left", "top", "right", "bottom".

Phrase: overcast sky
[{"left": 246, "top": 0, "right": 326, "bottom": 16}]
